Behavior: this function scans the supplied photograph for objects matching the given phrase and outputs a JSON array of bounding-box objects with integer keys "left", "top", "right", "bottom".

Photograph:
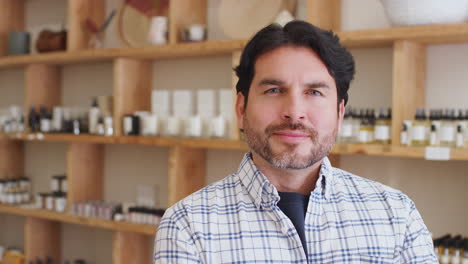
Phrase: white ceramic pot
[{"left": 380, "top": 0, "right": 468, "bottom": 26}]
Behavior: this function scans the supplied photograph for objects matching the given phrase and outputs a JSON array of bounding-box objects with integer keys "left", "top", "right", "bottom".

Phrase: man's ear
[
  {"left": 337, "top": 99, "right": 345, "bottom": 132},
  {"left": 236, "top": 92, "right": 246, "bottom": 131},
  {"left": 338, "top": 100, "right": 345, "bottom": 121}
]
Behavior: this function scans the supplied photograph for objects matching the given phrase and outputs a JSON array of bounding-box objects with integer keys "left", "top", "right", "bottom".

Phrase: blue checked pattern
[{"left": 154, "top": 153, "right": 437, "bottom": 263}]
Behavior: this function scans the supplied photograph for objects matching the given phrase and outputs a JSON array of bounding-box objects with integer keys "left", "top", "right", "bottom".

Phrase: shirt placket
[
  {"left": 267, "top": 197, "right": 308, "bottom": 263},
  {"left": 306, "top": 185, "right": 326, "bottom": 263}
]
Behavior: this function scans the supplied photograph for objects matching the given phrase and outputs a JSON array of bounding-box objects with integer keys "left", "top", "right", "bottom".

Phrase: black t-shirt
[{"left": 277, "top": 192, "right": 310, "bottom": 257}]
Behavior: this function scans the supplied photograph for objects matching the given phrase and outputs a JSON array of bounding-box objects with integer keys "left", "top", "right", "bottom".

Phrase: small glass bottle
[
  {"left": 400, "top": 122, "right": 409, "bottom": 146},
  {"left": 462, "top": 238, "right": 468, "bottom": 264},
  {"left": 440, "top": 238, "right": 451, "bottom": 264},
  {"left": 411, "top": 108, "right": 430, "bottom": 147},
  {"left": 352, "top": 109, "right": 363, "bottom": 142},
  {"left": 440, "top": 109, "right": 456, "bottom": 147},
  {"left": 39, "top": 105, "right": 52, "bottom": 133},
  {"left": 28, "top": 105, "right": 39, "bottom": 132},
  {"left": 358, "top": 109, "right": 374, "bottom": 144},
  {"left": 456, "top": 124, "right": 464, "bottom": 148},
  {"left": 339, "top": 107, "right": 354, "bottom": 143},
  {"left": 374, "top": 108, "right": 391, "bottom": 144},
  {"left": 429, "top": 110, "right": 440, "bottom": 146},
  {"left": 452, "top": 239, "right": 463, "bottom": 264}
]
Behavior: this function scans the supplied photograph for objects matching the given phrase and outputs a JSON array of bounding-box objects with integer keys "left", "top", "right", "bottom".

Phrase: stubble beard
[{"left": 243, "top": 116, "right": 337, "bottom": 170}]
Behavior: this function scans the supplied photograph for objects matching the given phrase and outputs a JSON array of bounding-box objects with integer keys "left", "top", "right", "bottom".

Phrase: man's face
[{"left": 236, "top": 46, "right": 345, "bottom": 170}]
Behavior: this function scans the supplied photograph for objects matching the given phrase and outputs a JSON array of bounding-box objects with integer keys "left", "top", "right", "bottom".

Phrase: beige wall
[{"left": 1, "top": 0, "right": 468, "bottom": 261}]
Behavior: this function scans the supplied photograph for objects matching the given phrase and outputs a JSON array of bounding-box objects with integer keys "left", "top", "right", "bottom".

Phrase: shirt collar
[{"left": 236, "top": 152, "right": 335, "bottom": 209}]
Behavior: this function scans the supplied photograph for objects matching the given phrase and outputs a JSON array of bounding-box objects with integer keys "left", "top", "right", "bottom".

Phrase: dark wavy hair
[{"left": 234, "top": 20, "right": 355, "bottom": 107}]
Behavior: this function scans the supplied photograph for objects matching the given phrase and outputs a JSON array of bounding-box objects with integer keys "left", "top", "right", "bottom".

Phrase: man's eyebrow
[
  {"left": 258, "top": 79, "right": 285, "bottom": 86},
  {"left": 306, "top": 81, "right": 330, "bottom": 89}
]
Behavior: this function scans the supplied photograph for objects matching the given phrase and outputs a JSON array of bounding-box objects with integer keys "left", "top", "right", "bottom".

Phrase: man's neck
[{"left": 250, "top": 152, "right": 323, "bottom": 195}]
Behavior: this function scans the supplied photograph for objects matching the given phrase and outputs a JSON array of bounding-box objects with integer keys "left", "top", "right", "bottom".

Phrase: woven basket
[{"left": 380, "top": 0, "right": 468, "bottom": 26}]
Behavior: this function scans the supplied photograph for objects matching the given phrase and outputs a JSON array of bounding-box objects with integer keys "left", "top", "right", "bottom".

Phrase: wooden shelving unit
[
  {"left": 0, "top": 0, "right": 466, "bottom": 263},
  {"left": 2, "top": 133, "right": 468, "bottom": 160},
  {"left": 0, "top": 204, "right": 156, "bottom": 235},
  {"left": 2, "top": 23, "right": 468, "bottom": 69}
]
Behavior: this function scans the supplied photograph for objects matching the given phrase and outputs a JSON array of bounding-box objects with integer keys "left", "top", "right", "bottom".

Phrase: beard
[{"left": 243, "top": 116, "right": 337, "bottom": 170}]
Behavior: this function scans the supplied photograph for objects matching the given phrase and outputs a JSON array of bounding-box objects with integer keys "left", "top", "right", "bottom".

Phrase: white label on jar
[
  {"left": 15, "top": 193, "right": 22, "bottom": 204},
  {"left": 46, "top": 197, "right": 54, "bottom": 210},
  {"left": 358, "top": 131, "right": 370, "bottom": 143},
  {"left": 341, "top": 123, "right": 353, "bottom": 137},
  {"left": 456, "top": 133, "right": 464, "bottom": 147},
  {"left": 374, "top": 125, "right": 390, "bottom": 140},
  {"left": 22, "top": 193, "right": 29, "bottom": 203},
  {"left": 40, "top": 119, "right": 51, "bottom": 133},
  {"left": 400, "top": 132, "right": 408, "bottom": 145},
  {"left": 51, "top": 179, "right": 60, "bottom": 192},
  {"left": 430, "top": 132, "right": 438, "bottom": 146},
  {"left": 123, "top": 117, "right": 133, "bottom": 135},
  {"left": 55, "top": 197, "right": 67, "bottom": 212},
  {"left": 8, "top": 193, "right": 15, "bottom": 204},
  {"left": 36, "top": 195, "right": 43, "bottom": 209},
  {"left": 210, "top": 116, "right": 226, "bottom": 138},
  {"left": 412, "top": 126, "right": 426, "bottom": 141},
  {"left": 440, "top": 126, "right": 455, "bottom": 142}
]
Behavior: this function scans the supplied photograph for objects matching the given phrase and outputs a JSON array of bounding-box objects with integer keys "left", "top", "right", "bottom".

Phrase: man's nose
[{"left": 281, "top": 94, "right": 306, "bottom": 121}]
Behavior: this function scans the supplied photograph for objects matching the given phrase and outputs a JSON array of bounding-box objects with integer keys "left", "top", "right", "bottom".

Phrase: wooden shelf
[
  {"left": 333, "top": 143, "right": 468, "bottom": 161},
  {"left": 0, "top": 133, "right": 249, "bottom": 150},
  {"left": 339, "top": 23, "right": 468, "bottom": 48},
  {"left": 0, "top": 39, "right": 247, "bottom": 69},
  {"left": 0, "top": 23, "right": 468, "bottom": 70},
  {"left": 3, "top": 133, "right": 468, "bottom": 160},
  {"left": 0, "top": 204, "right": 156, "bottom": 235}
]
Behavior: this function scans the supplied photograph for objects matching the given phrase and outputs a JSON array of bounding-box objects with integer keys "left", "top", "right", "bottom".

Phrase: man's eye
[
  {"left": 309, "top": 90, "right": 322, "bottom": 96},
  {"left": 265, "top": 88, "right": 281, "bottom": 94}
]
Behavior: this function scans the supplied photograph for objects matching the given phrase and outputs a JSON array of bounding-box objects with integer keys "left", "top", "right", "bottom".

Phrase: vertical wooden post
[
  {"left": 0, "top": 0, "right": 25, "bottom": 56},
  {"left": 307, "top": 0, "right": 341, "bottom": 31},
  {"left": 168, "top": 146, "right": 206, "bottom": 206},
  {"left": 231, "top": 50, "right": 242, "bottom": 140},
  {"left": 168, "top": 0, "right": 207, "bottom": 44},
  {"left": 0, "top": 140, "right": 24, "bottom": 179},
  {"left": 113, "top": 58, "right": 153, "bottom": 136},
  {"left": 113, "top": 232, "right": 152, "bottom": 264},
  {"left": 67, "top": 0, "right": 105, "bottom": 51},
  {"left": 391, "top": 41, "right": 426, "bottom": 145},
  {"left": 67, "top": 143, "right": 104, "bottom": 205},
  {"left": 25, "top": 64, "right": 61, "bottom": 111},
  {"left": 25, "top": 217, "right": 61, "bottom": 263}
]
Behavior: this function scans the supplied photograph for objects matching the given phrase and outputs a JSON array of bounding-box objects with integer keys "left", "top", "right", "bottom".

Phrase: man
[{"left": 154, "top": 20, "right": 437, "bottom": 263}]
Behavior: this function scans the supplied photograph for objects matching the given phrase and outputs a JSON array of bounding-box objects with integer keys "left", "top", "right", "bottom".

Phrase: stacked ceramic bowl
[{"left": 380, "top": 0, "right": 468, "bottom": 26}]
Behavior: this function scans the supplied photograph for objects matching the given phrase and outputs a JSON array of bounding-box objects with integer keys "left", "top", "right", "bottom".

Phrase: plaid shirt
[{"left": 154, "top": 153, "right": 437, "bottom": 263}]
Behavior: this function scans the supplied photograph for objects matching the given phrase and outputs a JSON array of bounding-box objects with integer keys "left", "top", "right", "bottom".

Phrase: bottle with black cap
[
  {"left": 338, "top": 107, "right": 353, "bottom": 143},
  {"left": 440, "top": 109, "right": 457, "bottom": 147},
  {"left": 351, "top": 108, "right": 361, "bottom": 142},
  {"left": 440, "top": 236, "right": 451, "bottom": 264},
  {"left": 462, "top": 238, "right": 468, "bottom": 264},
  {"left": 28, "top": 105, "right": 39, "bottom": 132},
  {"left": 411, "top": 108, "right": 430, "bottom": 146},
  {"left": 433, "top": 238, "right": 442, "bottom": 261},
  {"left": 39, "top": 105, "right": 52, "bottom": 133},
  {"left": 429, "top": 110, "right": 439, "bottom": 146},
  {"left": 358, "top": 109, "right": 374, "bottom": 144},
  {"left": 88, "top": 97, "right": 100, "bottom": 134},
  {"left": 374, "top": 108, "right": 391, "bottom": 144},
  {"left": 452, "top": 238, "right": 464, "bottom": 264}
]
